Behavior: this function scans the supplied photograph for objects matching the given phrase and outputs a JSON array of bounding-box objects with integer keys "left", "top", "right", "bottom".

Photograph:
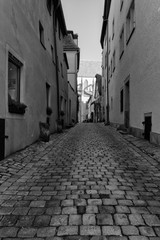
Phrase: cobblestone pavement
[{"left": 1, "top": 123, "right": 160, "bottom": 240}]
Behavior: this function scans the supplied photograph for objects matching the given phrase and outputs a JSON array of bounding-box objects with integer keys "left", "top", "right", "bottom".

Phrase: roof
[
  {"left": 63, "top": 35, "right": 79, "bottom": 51},
  {"left": 78, "top": 61, "right": 102, "bottom": 77},
  {"left": 100, "top": 0, "right": 112, "bottom": 48}
]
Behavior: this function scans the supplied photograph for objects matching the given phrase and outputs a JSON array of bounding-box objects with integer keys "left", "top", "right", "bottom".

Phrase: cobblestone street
[{"left": 1, "top": 123, "right": 160, "bottom": 239}]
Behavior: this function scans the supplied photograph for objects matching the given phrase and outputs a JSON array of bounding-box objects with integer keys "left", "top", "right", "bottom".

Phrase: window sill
[
  {"left": 40, "top": 42, "right": 46, "bottom": 50},
  {"left": 119, "top": 50, "right": 124, "bottom": 60},
  {"left": 126, "top": 27, "right": 135, "bottom": 45}
]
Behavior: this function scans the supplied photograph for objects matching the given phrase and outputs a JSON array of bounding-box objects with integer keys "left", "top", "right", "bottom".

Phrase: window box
[{"left": 8, "top": 95, "right": 27, "bottom": 114}]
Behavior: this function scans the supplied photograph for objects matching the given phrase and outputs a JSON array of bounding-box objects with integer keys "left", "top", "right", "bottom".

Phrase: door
[
  {"left": 144, "top": 116, "right": 152, "bottom": 141},
  {"left": 0, "top": 119, "right": 5, "bottom": 160},
  {"left": 124, "top": 81, "right": 130, "bottom": 128}
]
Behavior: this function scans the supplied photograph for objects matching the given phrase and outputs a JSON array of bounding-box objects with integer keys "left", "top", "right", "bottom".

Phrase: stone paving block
[
  {"left": 99, "top": 206, "right": 115, "bottom": 214},
  {"left": 28, "top": 207, "right": 45, "bottom": 215},
  {"left": 12, "top": 207, "right": 29, "bottom": 215},
  {"left": 88, "top": 199, "right": 102, "bottom": 205},
  {"left": 16, "top": 215, "right": 34, "bottom": 227},
  {"left": 102, "top": 226, "right": 121, "bottom": 236},
  {"left": 129, "top": 214, "right": 145, "bottom": 225},
  {"left": 154, "top": 227, "right": 160, "bottom": 236},
  {"left": 139, "top": 226, "right": 156, "bottom": 236},
  {"left": 17, "top": 227, "right": 37, "bottom": 237},
  {"left": 61, "top": 200, "right": 74, "bottom": 207},
  {"left": 142, "top": 214, "right": 160, "bottom": 226},
  {"left": 130, "top": 207, "right": 150, "bottom": 214},
  {"left": 77, "top": 206, "right": 86, "bottom": 214},
  {"left": 0, "top": 207, "right": 14, "bottom": 215},
  {"left": 69, "top": 214, "right": 82, "bottom": 225},
  {"left": 75, "top": 199, "right": 87, "bottom": 206},
  {"left": 122, "top": 225, "right": 139, "bottom": 235},
  {"left": 50, "top": 215, "right": 68, "bottom": 226},
  {"left": 83, "top": 214, "right": 96, "bottom": 225},
  {"left": 97, "top": 214, "right": 113, "bottom": 225},
  {"left": 34, "top": 215, "right": 51, "bottom": 227},
  {"left": 37, "top": 227, "right": 56, "bottom": 237},
  {"left": 86, "top": 206, "right": 98, "bottom": 214},
  {"left": 129, "top": 237, "right": 149, "bottom": 240},
  {"left": 45, "top": 207, "right": 61, "bottom": 215},
  {"left": 0, "top": 227, "right": 18, "bottom": 237},
  {"left": 57, "top": 226, "right": 78, "bottom": 236},
  {"left": 29, "top": 200, "right": 46, "bottom": 208},
  {"left": 116, "top": 206, "right": 130, "bottom": 213},
  {"left": 80, "top": 226, "right": 101, "bottom": 235},
  {"left": 103, "top": 199, "right": 117, "bottom": 206},
  {"left": 114, "top": 214, "right": 129, "bottom": 225},
  {"left": 0, "top": 215, "right": 18, "bottom": 227},
  {"left": 62, "top": 207, "right": 77, "bottom": 214}
]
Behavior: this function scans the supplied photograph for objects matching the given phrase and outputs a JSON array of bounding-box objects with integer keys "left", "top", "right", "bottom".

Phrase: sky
[{"left": 61, "top": 0, "right": 105, "bottom": 62}]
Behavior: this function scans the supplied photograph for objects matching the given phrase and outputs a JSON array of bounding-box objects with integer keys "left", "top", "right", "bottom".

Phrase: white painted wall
[{"left": 104, "top": 0, "right": 160, "bottom": 135}]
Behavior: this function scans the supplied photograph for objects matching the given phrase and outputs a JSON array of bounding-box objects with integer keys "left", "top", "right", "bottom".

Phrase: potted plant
[
  {"left": 46, "top": 106, "right": 52, "bottom": 116},
  {"left": 8, "top": 95, "right": 27, "bottom": 114}
]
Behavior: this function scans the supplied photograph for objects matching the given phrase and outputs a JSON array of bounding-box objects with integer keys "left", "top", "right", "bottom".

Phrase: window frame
[
  {"left": 119, "top": 26, "right": 124, "bottom": 59},
  {"left": 46, "top": 0, "right": 52, "bottom": 16},
  {"left": 39, "top": 21, "right": 45, "bottom": 49},
  {"left": 126, "top": 0, "right": 135, "bottom": 44},
  {"left": 120, "top": 89, "right": 124, "bottom": 112},
  {"left": 120, "top": 0, "right": 124, "bottom": 11}
]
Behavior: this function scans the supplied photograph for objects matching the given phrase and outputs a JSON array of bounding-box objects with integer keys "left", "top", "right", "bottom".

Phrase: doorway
[
  {"left": 0, "top": 119, "right": 5, "bottom": 161},
  {"left": 144, "top": 115, "right": 152, "bottom": 141},
  {"left": 124, "top": 80, "right": 130, "bottom": 128}
]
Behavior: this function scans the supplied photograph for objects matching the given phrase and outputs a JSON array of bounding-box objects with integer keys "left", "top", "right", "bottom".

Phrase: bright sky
[{"left": 61, "top": 0, "right": 104, "bottom": 62}]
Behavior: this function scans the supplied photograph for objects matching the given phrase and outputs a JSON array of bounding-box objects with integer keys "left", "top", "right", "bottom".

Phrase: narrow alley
[{"left": 0, "top": 123, "right": 160, "bottom": 239}]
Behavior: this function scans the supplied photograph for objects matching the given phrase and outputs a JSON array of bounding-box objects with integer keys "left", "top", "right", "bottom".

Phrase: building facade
[
  {"left": 0, "top": 0, "right": 69, "bottom": 159},
  {"left": 101, "top": 0, "right": 160, "bottom": 144},
  {"left": 78, "top": 61, "right": 101, "bottom": 122},
  {"left": 64, "top": 31, "right": 80, "bottom": 125}
]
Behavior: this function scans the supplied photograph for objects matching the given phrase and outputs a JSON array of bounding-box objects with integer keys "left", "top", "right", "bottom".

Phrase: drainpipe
[
  {"left": 105, "top": 18, "right": 110, "bottom": 125},
  {"left": 53, "top": 1, "right": 61, "bottom": 124}
]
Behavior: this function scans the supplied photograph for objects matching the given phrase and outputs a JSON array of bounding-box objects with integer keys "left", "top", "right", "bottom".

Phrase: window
[
  {"left": 105, "top": 52, "right": 107, "bottom": 69},
  {"left": 8, "top": 52, "right": 26, "bottom": 114},
  {"left": 46, "top": 83, "right": 51, "bottom": 108},
  {"left": 112, "top": 19, "right": 115, "bottom": 40},
  {"left": 126, "top": 0, "right": 135, "bottom": 44},
  {"left": 120, "top": 0, "right": 123, "bottom": 11},
  {"left": 113, "top": 50, "right": 116, "bottom": 72},
  {"left": 110, "top": 59, "right": 113, "bottom": 77},
  {"left": 59, "top": 24, "right": 61, "bottom": 40},
  {"left": 46, "top": 0, "right": 52, "bottom": 15},
  {"left": 120, "top": 89, "right": 124, "bottom": 112},
  {"left": 111, "top": 97, "right": 113, "bottom": 110},
  {"left": 39, "top": 21, "right": 45, "bottom": 48},
  {"left": 51, "top": 45, "right": 55, "bottom": 63},
  {"left": 61, "top": 63, "right": 63, "bottom": 77},
  {"left": 8, "top": 52, "right": 22, "bottom": 103},
  {"left": 108, "top": 37, "right": 111, "bottom": 54},
  {"left": 120, "top": 26, "right": 124, "bottom": 59}
]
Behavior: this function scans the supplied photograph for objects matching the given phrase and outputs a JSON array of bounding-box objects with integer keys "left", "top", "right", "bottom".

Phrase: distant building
[
  {"left": 0, "top": 0, "right": 70, "bottom": 159},
  {"left": 78, "top": 61, "right": 101, "bottom": 122},
  {"left": 64, "top": 31, "right": 80, "bottom": 125}
]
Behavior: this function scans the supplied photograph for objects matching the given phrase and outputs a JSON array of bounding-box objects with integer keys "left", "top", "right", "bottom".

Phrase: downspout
[
  {"left": 53, "top": 1, "right": 61, "bottom": 125},
  {"left": 106, "top": 20, "right": 110, "bottom": 125}
]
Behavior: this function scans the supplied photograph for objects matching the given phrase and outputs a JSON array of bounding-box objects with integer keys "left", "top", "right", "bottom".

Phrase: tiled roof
[
  {"left": 63, "top": 35, "right": 79, "bottom": 51},
  {"left": 78, "top": 60, "right": 102, "bottom": 77}
]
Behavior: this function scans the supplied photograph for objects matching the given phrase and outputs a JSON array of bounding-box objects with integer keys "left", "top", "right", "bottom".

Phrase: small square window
[
  {"left": 39, "top": 21, "right": 45, "bottom": 48},
  {"left": 46, "top": 0, "right": 52, "bottom": 15},
  {"left": 120, "top": 0, "right": 123, "bottom": 11}
]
